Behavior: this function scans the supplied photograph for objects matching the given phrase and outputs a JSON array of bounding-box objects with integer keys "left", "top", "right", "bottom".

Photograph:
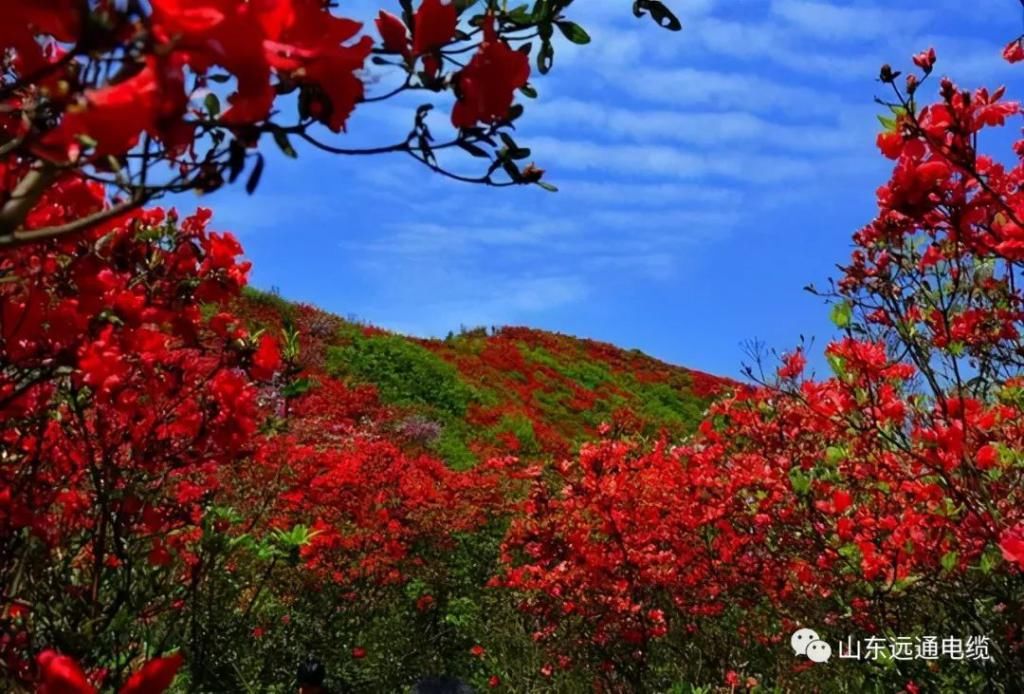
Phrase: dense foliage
[{"left": 6, "top": 2, "right": 1024, "bottom": 693}]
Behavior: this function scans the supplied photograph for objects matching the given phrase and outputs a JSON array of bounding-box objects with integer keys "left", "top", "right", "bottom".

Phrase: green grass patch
[{"left": 327, "top": 331, "right": 474, "bottom": 418}]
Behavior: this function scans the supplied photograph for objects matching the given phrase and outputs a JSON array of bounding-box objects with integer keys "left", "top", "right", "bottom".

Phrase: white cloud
[
  {"left": 526, "top": 136, "right": 821, "bottom": 183},
  {"left": 771, "top": 0, "right": 930, "bottom": 41},
  {"left": 552, "top": 180, "right": 743, "bottom": 206},
  {"left": 378, "top": 274, "right": 590, "bottom": 337},
  {"left": 527, "top": 98, "right": 870, "bottom": 152},
  {"left": 611, "top": 66, "right": 846, "bottom": 114}
]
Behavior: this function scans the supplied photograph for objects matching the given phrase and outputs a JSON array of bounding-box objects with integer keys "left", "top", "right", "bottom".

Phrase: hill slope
[{"left": 236, "top": 288, "right": 736, "bottom": 467}]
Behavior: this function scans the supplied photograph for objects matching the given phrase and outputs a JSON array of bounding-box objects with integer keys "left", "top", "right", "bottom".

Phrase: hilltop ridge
[{"left": 236, "top": 287, "right": 737, "bottom": 467}]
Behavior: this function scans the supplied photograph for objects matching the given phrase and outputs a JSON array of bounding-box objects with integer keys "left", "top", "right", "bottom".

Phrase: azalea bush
[
  {"left": 496, "top": 48, "right": 1024, "bottom": 691},
  {"left": 9, "top": 1, "right": 1024, "bottom": 693},
  {"left": 0, "top": 192, "right": 277, "bottom": 688}
]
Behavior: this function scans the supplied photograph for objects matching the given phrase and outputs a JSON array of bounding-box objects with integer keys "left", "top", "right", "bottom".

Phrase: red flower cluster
[
  {"left": 250, "top": 426, "right": 509, "bottom": 586},
  {"left": 37, "top": 650, "right": 182, "bottom": 694},
  {"left": 494, "top": 48, "right": 1024, "bottom": 686},
  {"left": 0, "top": 177, "right": 278, "bottom": 684},
  {"left": 451, "top": 16, "right": 531, "bottom": 128}
]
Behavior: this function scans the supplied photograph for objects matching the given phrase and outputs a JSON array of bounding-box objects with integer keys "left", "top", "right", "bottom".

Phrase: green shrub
[{"left": 327, "top": 333, "right": 473, "bottom": 418}]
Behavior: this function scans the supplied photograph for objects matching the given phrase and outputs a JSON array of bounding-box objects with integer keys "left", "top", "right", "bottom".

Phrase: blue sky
[{"left": 204, "top": 0, "right": 1021, "bottom": 379}]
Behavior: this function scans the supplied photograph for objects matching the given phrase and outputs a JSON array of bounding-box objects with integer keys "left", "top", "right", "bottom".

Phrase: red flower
[
  {"left": 912, "top": 48, "right": 936, "bottom": 73},
  {"left": 976, "top": 444, "right": 999, "bottom": 470},
  {"left": 251, "top": 334, "right": 282, "bottom": 380},
  {"left": 451, "top": 16, "right": 530, "bottom": 128},
  {"left": 37, "top": 650, "right": 95, "bottom": 694},
  {"left": 148, "top": 540, "right": 173, "bottom": 567},
  {"left": 777, "top": 350, "right": 806, "bottom": 380},
  {"left": 470, "top": 644, "right": 486, "bottom": 657},
  {"left": 1001, "top": 527, "right": 1024, "bottom": 568},
  {"left": 1, "top": 1, "right": 83, "bottom": 76},
  {"left": 376, "top": 11, "right": 410, "bottom": 55},
  {"left": 488, "top": 675, "right": 501, "bottom": 688},
  {"left": 352, "top": 646, "right": 367, "bottom": 659},
  {"left": 150, "top": 0, "right": 372, "bottom": 133},
  {"left": 119, "top": 653, "right": 183, "bottom": 694},
  {"left": 832, "top": 489, "right": 853, "bottom": 514},
  {"left": 413, "top": 0, "right": 457, "bottom": 56},
  {"left": 1004, "top": 39, "right": 1024, "bottom": 64},
  {"left": 876, "top": 130, "right": 904, "bottom": 160},
  {"left": 46, "top": 55, "right": 188, "bottom": 160}
]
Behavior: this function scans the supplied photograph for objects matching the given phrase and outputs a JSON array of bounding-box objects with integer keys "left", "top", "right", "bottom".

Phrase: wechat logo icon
[{"left": 792, "top": 628, "right": 832, "bottom": 663}]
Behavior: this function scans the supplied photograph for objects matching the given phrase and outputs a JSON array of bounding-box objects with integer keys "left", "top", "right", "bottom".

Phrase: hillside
[{"left": 235, "top": 287, "right": 736, "bottom": 468}]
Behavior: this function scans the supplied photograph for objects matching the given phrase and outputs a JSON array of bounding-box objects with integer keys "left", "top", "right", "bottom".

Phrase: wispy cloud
[
  {"left": 525, "top": 136, "right": 821, "bottom": 183},
  {"left": 770, "top": 0, "right": 930, "bottom": 41},
  {"left": 374, "top": 273, "right": 590, "bottom": 337},
  {"left": 528, "top": 98, "right": 871, "bottom": 152}
]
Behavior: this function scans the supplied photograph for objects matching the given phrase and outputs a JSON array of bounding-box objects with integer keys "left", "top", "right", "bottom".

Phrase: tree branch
[
  {"left": 0, "top": 198, "right": 148, "bottom": 249},
  {"left": 0, "top": 164, "right": 60, "bottom": 239}
]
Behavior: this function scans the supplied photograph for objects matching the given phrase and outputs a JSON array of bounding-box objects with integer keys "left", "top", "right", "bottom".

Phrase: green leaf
[
  {"left": 537, "top": 41, "right": 554, "bottom": 74},
  {"left": 556, "top": 20, "right": 591, "bottom": 44},
  {"left": 941, "top": 550, "right": 958, "bottom": 572},
  {"left": 838, "top": 543, "right": 861, "bottom": 560},
  {"left": 825, "top": 446, "right": 847, "bottom": 464},
  {"left": 537, "top": 181, "right": 558, "bottom": 192},
  {"left": 825, "top": 354, "right": 846, "bottom": 381},
  {"left": 245, "top": 154, "right": 264, "bottom": 195},
  {"left": 506, "top": 4, "right": 532, "bottom": 24},
  {"left": 979, "top": 546, "right": 1001, "bottom": 574},
  {"left": 204, "top": 93, "right": 221, "bottom": 118},
  {"left": 519, "top": 83, "right": 538, "bottom": 99},
  {"left": 830, "top": 302, "right": 853, "bottom": 328},
  {"left": 282, "top": 377, "right": 314, "bottom": 399},
  {"left": 227, "top": 139, "right": 247, "bottom": 183},
  {"left": 789, "top": 467, "right": 811, "bottom": 495},
  {"left": 273, "top": 129, "right": 297, "bottom": 158}
]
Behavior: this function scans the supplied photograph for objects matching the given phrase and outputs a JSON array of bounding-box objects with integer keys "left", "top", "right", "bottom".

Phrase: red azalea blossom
[
  {"left": 912, "top": 47, "right": 936, "bottom": 72},
  {"left": 413, "top": 0, "right": 458, "bottom": 56},
  {"left": 36, "top": 651, "right": 95, "bottom": 694},
  {"left": 118, "top": 653, "right": 183, "bottom": 694},
  {"left": 451, "top": 16, "right": 530, "bottom": 128},
  {"left": 1001, "top": 527, "right": 1024, "bottom": 568},
  {"left": 376, "top": 10, "right": 410, "bottom": 55},
  {"left": 251, "top": 334, "right": 282, "bottom": 380},
  {"left": 778, "top": 349, "right": 807, "bottom": 379},
  {"left": 1004, "top": 38, "right": 1024, "bottom": 64}
]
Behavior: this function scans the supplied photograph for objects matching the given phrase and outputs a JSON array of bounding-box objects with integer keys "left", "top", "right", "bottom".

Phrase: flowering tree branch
[{"left": 0, "top": 0, "right": 681, "bottom": 247}]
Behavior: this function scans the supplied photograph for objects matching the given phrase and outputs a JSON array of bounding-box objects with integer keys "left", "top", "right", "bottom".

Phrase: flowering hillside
[
  {"left": 235, "top": 287, "right": 734, "bottom": 468},
  {"left": 8, "top": 1, "right": 1024, "bottom": 693}
]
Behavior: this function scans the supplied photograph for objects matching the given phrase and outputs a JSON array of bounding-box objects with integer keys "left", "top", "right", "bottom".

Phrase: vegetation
[{"left": 6, "top": 1, "right": 1024, "bottom": 693}]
